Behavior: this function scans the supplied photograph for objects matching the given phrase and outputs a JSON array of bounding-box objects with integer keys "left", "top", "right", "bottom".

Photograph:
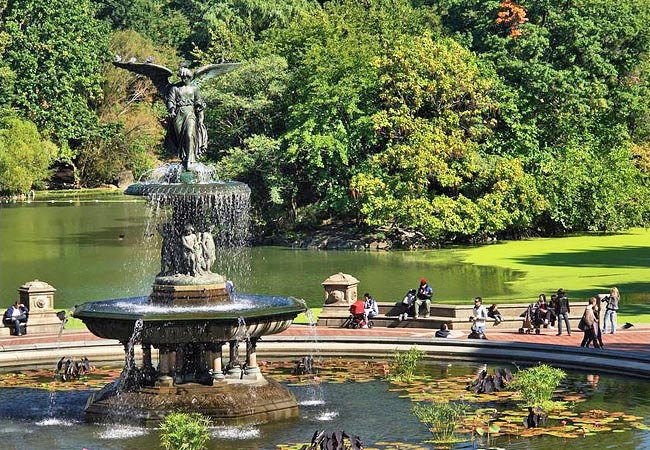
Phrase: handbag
[{"left": 577, "top": 314, "right": 586, "bottom": 331}]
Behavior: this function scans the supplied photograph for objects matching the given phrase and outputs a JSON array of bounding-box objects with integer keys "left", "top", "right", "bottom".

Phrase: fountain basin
[
  {"left": 124, "top": 180, "right": 251, "bottom": 197},
  {"left": 72, "top": 294, "right": 306, "bottom": 344}
]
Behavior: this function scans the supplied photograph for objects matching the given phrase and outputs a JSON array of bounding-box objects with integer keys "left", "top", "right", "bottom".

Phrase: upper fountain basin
[{"left": 124, "top": 180, "right": 251, "bottom": 197}]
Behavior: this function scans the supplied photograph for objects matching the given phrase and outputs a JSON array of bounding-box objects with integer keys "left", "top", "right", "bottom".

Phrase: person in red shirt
[{"left": 349, "top": 298, "right": 367, "bottom": 328}]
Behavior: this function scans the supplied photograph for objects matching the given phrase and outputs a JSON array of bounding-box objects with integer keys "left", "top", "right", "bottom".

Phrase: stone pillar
[
  {"left": 5, "top": 280, "right": 62, "bottom": 336},
  {"left": 243, "top": 338, "right": 263, "bottom": 381},
  {"left": 225, "top": 340, "right": 241, "bottom": 379},
  {"left": 142, "top": 343, "right": 155, "bottom": 384},
  {"left": 321, "top": 273, "right": 359, "bottom": 306},
  {"left": 318, "top": 272, "right": 360, "bottom": 327},
  {"left": 246, "top": 338, "right": 259, "bottom": 372},
  {"left": 156, "top": 346, "right": 174, "bottom": 387},
  {"left": 210, "top": 342, "right": 225, "bottom": 380}
]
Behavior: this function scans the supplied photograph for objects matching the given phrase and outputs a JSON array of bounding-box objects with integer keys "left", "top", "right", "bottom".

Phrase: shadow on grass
[{"left": 513, "top": 246, "right": 650, "bottom": 269}]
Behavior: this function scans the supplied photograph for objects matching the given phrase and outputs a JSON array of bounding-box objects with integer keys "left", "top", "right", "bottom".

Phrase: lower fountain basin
[{"left": 72, "top": 294, "right": 306, "bottom": 344}]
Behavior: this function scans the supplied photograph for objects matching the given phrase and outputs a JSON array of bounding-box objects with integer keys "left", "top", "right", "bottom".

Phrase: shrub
[
  {"left": 0, "top": 116, "right": 56, "bottom": 194},
  {"left": 412, "top": 402, "right": 469, "bottom": 443},
  {"left": 509, "top": 364, "right": 566, "bottom": 409},
  {"left": 159, "top": 412, "right": 211, "bottom": 450},
  {"left": 387, "top": 346, "right": 424, "bottom": 382}
]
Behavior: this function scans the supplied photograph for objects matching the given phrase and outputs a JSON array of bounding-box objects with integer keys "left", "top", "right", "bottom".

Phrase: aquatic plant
[
  {"left": 509, "top": 364, "right": 566, "bottom": 409},
  {"left": 412, "top": 402, "right": 469, "bottom": 443},
  {"left": 160, "top": 412, "right": 211, "bottom": 450},
  {"left": 387, "top": 346, "right": 424, "bottom": 382}
]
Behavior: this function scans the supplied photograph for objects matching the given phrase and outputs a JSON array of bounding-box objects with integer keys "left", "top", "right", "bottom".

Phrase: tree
[
  {"left": 3, "top": 0, "right": 109, "bottom": 156},
  {"left": 0, "top": 115, "right": 57, "bottom": 194}
]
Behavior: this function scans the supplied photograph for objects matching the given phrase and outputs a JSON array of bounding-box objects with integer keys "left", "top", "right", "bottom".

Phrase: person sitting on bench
[
  {"left": 415, "top": 278, "right": 433, "bottom": 319},
  {"left": 3, "top": 301, "right": 29, "bottom": 336}
]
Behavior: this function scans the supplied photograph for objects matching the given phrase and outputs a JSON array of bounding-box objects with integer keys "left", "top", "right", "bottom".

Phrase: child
[
  {"left": 399, "top": 289, "right": 416, "bottom": 321},
  {"left": 487, "top": 304, "right": 503, "bottom": 325}
]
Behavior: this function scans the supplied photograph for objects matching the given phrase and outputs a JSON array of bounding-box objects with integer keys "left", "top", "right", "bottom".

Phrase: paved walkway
[{"left": 1, "top": 325, "right": 648, "bottom": 354}]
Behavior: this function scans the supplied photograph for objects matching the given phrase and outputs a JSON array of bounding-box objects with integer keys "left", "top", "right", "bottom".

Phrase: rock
[{"left": 116, "top": 170, "right": 135, "bottom": 189}]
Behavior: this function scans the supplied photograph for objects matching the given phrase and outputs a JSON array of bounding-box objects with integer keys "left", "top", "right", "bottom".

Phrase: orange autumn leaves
[{"left": 496, "top": 0, "right": 529, "bottom": 38}]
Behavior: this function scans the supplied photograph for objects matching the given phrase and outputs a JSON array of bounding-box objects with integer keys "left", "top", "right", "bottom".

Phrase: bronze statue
[{"left": 113, "top": 58, "right": 240, "bottom": 171}]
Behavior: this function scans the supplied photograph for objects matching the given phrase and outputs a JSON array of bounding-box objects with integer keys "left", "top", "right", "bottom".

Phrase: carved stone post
[
  {"left": 156, "top": 346, "right": 173, "bottom": 387},
  {"left": 142, "top": 343, "right": 156, "bottom": 384},
  {"left": 169, "top": 347, "right": 178, "bottom": 380},
  {"left": 243, "top": 337, "right": 263, "bottom": 381},
  {"left": 246, "top": 338, "right": 260, "bottom": 373},
  {"left": 226, "top": 340, "right": 241, "bottom": 379},
  {"left": 210, "top": 342, "right": 225, "bottom": 380}
]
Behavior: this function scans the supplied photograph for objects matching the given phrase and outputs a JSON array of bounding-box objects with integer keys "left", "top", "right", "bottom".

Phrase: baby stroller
[
  {"left": 518, "top": 304, "right": 542, "bottom": 334},
  {"left": 346, "top": 313, "right": 374, "bottom": 329}
]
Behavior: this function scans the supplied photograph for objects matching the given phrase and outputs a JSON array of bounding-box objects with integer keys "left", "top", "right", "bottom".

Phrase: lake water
[
  {"left": 0, "top": 197, "right": 524, "bottom": 310},
  {"left": 2, "top": 196, "right": 648, "bottom": 310}
]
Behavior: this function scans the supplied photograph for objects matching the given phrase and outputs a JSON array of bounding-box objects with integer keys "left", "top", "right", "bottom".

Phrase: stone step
[
  {"left": 318, "top": 313, "right": 584, "bottom": 331},
  {"left": 376, "top": 301, "right": 588, "bottom": 319}
]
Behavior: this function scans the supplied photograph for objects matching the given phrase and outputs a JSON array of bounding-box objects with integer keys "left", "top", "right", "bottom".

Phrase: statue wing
[
  {"left": 112, "top": 61, "right": 174, "bottom": 97},
  {"left": 192, "top": 62, "right": 242, "bottom": 87}
]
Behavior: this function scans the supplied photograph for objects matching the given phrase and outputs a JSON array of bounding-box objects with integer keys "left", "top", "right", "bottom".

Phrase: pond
[
  {"left": 2, "top": 196, "right": 650, "bottom": 310},
  {"left": 0, "top": 198, "right": 523, "bottom": 309},
  {"left": 0, "top": 359, "right": 648, "bottom": 449}
]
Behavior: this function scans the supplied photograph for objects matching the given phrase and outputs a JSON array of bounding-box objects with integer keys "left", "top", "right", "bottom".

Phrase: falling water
[
  {"left": 295, "top": 299, "right": 325, "bottom": 406},
  {"left": 119, "top": 319, "right": 143, "bottom": 391}
]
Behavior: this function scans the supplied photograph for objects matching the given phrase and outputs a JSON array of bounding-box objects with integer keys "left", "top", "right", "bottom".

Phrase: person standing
[
  {"left": 471, "top": 297, "right": 488, "bottom": 336},
  {"left": 415, "top": 278, "right": 433, "bottom": 319},
  {"left": 3, "top": 301, "right": 28, "bottom": 336},
  {"left": 580, "top": 297, "right": 600, "bottom": 348},
  {"left": 603, "top": 287, "right": 620, "bottom": 334},
  {"left": 555, "top": 288, "right": 571, "bottom": 336}
]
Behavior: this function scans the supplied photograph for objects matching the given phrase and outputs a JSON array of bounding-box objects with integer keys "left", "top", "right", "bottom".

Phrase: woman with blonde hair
[
  {"left": 603, "top": 287, "right": 620, "bottom": 334},
  {"left": 580, "top": 297, "right": 600, "bottom": 348}
]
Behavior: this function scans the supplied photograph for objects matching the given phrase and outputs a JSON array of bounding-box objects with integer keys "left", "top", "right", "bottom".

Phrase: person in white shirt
[
  {"left": 364, "top": 293, "right": 378, "bottom": 322},
  {"left": 471, "top": 297, "right": 488, "bottom": 335}
]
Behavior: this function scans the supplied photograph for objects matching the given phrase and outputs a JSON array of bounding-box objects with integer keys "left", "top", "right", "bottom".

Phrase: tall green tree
[{"left": 3, "top": 0, "right": 109, "bottom": 157}]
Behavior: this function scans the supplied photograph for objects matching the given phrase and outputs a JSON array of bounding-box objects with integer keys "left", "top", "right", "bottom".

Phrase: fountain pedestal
[{"left": 85, "top": 378, "right": 298, "bottom": 426}]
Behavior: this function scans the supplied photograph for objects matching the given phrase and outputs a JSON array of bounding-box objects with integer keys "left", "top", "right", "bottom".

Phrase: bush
[
  {"left": 0, "top": 116, "right": 56, "bottom": 194},
  {"left": 412, "top": 402, "right": 469, "bottom": 443},
  {"left": 509, "top": 364, "right": 566, "bottom": 409},
  {"left": 159, "top": 412, "right": 211, "bottom": 450},
  {"left": 387, "top": 346, "right": 424, "bottom": 382}
]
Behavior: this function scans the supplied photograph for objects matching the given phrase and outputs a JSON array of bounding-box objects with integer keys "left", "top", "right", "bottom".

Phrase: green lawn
[{"left": 458, "top": 228, "right": 650, "bottom": 306}]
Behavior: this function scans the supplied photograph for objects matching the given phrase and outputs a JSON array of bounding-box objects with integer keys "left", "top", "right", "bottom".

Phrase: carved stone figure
[
  {"left": 181, "top": 224, "right": 200, "bottom": 276},
  {"left": 200, "top": 225, "right": 216, "bottom": 273},
  {"left": 158, "top": 222, "right": 174, "bottom": 276},
  {"left": 112, "top": 59, "right": 240, "bottom": 171},
  {"left": 193, "top": 231, "right": 206, "bottom": 276}
]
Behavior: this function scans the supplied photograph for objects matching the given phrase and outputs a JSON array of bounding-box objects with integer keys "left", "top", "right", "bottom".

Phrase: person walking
[
  {"left": 414, "top": 278, "right": 433, "bottom": 319},
  {"left": 580, "top": 297, "right": 600, "bottom": 348},
  {"left": 555, "top": 288, "right": 571, "bottom": 336},
  {"left": 603, "top": 287, "right": 620, "bottom": 334}
]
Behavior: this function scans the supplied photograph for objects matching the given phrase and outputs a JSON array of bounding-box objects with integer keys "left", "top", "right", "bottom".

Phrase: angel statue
[{"left": 113, "top": 57, "right": 240, "bottom": 171}]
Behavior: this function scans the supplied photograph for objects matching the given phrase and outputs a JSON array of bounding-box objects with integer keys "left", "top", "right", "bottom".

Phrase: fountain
[
  {"left": 73, "top": 58, "right": 305, "bottom": 425},
  {"left": 73, "top": 163, "right": 305, "bottom": 425}
]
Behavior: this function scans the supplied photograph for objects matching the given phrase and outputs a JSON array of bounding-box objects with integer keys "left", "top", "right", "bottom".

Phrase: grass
[
  {"left": 458, "top": 228, "right": 650, "bottom": 306},
  {"left": 292, "top": 307, "right": 322, "bottom": 324}
]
